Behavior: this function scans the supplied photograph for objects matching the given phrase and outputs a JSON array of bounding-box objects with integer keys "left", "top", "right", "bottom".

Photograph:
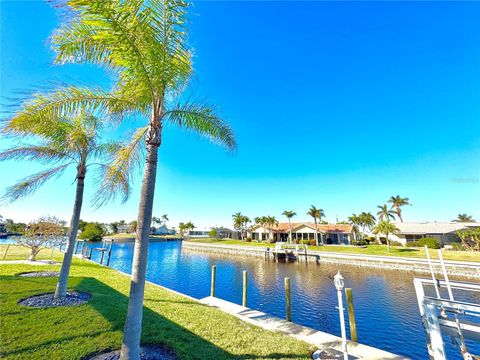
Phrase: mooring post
[
  {"left": 285, "top": 277, "right": 291, "bottom": 321},
  {"left": 50, "top": 246, "right": 55, "bottom": 259},
  {"left": 345, "top": 288, "right": 358, "bottom": 342},
  {"left": 88, "top": 247, "right": 93, "bottom": 259},
  {"left": 106, "top": 240, "right": 114, "bottom": 267},
  {"left": 99, "top": 249, "right": 105, "bottom": 264},
  {"left": 75, "top": 240, "right": 80, "bottom": 254},
  {"left": 210, "top": 265, "right": 216, "bottom": 297},
  {"left": 2, "top": 244, "right": 10, "bottom": 260},
  {"left": 242, "top": 270, "right": 248, "bottom": 307}
]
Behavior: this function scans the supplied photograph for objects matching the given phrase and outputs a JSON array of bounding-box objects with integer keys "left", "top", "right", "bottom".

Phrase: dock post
[
  {"left": 345, "top": 288, "right": 358, "bottom": 342},
  {"left": 285, "top": 277, "right": 291, "bottom": 321},
  {"left": 75, "top": 240, "right": 80, "bottom": 254},
  {"left": 99, "top": 249, "right": 105, "bottom": 264},
  {"left": 106, "top": 240, "right": 114, "bottom": 267},
  {"left": 242, "top": 271, "right": 248, "bottom": 307},
  {"left": 50, "top": 246, "right": 55, "bottom": 259},
  {"left": 210, "top": 265, "right": 216, "bottom": 297},
  {"left": 2, "top": 244, "right": 10, "bottom": 260},
  {"left": 88, "top": 248, "right": 93, "bottom": 259}
]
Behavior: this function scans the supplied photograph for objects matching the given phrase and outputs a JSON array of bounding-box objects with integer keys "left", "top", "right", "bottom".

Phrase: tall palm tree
[
  {"left": 47, "top": 1, "right": 236, "bottom": 358},
  {"left": 387, "top": 195, "right": 410, "bottom": 222},
  {"left": 377, "top": 204, "right": 396, "bottom": 222},
  {"left": 454, "top": 214, "right": 475, "bottom": 223},
  {"left": 0, "top": 111, "right": 131, "bottom": 299},
  {"left": 282, "top": 210, "right": 296, "bottom": 243},
  {"left": 373, "top": 220, "right": 399, "bottom": 253},
  {"left": 348, "top": 213, "right": 361, "bottom": 242},
  {"left": 151, "top": 216, "right": 161, "bottom": 227},
  {"left": 265, "top": 216, "right": 278, "bottom": 242},
  {"left": 307, "top": 205, "right": 321, "bottom": 246}
]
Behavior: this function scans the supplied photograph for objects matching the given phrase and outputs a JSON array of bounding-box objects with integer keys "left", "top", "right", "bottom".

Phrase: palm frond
[
  {"left": 2, "top": 164, "right": 72, "bottom": 203},
  {"left": 0, "top": 146, "right": 70, "bottom": 165},
  {"left": 92, "top": 126, "right": 148, "bottom": 207},
  {"left": 3, "top": 85, "right": 143, "bottom": 137},
  {"left": 165, "top": 102, "right": 236, "bottom": 151}
]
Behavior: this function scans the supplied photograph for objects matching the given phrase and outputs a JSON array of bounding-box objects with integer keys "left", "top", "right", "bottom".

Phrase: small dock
[
  {"left": 266, "top": 242, "right": 319, "bottom": 263},
  {"left": 200, "top": 296, "right": 406, "bottom": 360}
]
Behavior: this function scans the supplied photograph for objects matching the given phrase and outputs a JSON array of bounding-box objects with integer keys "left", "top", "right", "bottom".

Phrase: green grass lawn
[
  {"left": 0, "top": 244, "right": 65, "bottom": 262},
  {"left": 186, "top": 238, "right": 480, "bottom": 263},
  {"left": 0, "top": 247, "right": 314, "bottom": 360}
]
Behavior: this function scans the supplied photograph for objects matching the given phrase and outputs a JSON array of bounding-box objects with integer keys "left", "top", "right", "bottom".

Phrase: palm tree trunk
[
  {"left": 398, "top": 208, "right": 403, "bottom": 222},
  {"left": 386, "top": 234, "right": 390, "bottom": 253},
  {"left": 120, "top": 122, "right": 161, "bottom": 360},
  {"left": 289, "top": 219, "right": 292, "bottom": 244},
  {"left": 54, "top": 166, "right": 85, "bottom": 299},
  {"left": 314, "top": 218, "right": 319, "bottom": 246}
]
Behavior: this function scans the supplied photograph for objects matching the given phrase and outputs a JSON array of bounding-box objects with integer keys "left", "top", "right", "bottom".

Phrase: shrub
[
  {"left": 309, "top": 240, "right": 316, "bottom": 246},
  {"left": 457, "top": 228, "right": 480, "bottom": 252},
  {"left": 451, "top": 242, "right": 464, "bottom": 251},
  {"left": 245, "top": 237, "right": 252, "bottom": 242},
  {"left": 300, "top": 240, "right": 310, "bottom": 245},
  {"left": 408, "top": 237, "right": 441, "bottom": 249}
]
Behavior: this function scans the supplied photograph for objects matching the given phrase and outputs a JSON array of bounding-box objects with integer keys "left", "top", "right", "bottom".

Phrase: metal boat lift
[{"left": 414, "top": 277, "right": 480, "bottom": 359}]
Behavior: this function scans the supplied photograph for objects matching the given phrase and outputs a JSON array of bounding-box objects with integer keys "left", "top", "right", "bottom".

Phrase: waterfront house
[
  {"left": 247, "top": 222, "right": 354, "bottom": 244},
  {"left": 388, "top": 222, "right": 479, "bottom": 245},
  {"left": 151, "top": 225, "right": 176, "bottom": 236}
]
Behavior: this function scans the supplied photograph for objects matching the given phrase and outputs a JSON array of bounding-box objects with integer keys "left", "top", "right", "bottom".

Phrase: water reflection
[{"left": 84, "top": 240, "right": 480, "bottom": 359}]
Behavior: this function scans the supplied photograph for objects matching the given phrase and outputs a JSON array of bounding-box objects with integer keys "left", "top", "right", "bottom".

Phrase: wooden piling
[
  {"left": 75, "top": 241, "right": 80, "bottom": 254},
  {"left": 210, "top": 265, "right": 216, "bottom": 297},
  {"left": 345, "top": 287, "right": 358, "bottom": 342},
  {"left": 2, "top": 244, "right": 10, "bottom": 260},
  {"left": 242, "top": 271, "right": 248, "bottom": 307},
  {"left": 285, "top": 277, "right": 291, "bottom": 321},
  {"left": 106, "top": 240, "right": 114, "bottom": 266}
]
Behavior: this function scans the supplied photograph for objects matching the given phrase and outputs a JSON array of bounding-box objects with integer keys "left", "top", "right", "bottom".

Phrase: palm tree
[
  {"left": 282, "top": 210, "right": 296, "bottom": 243},
  {"left": 348, "top": 213, "right": 361, "bottom": 243},
  {"left": 377, "top": 204, "right": 396, "bottom": 222},
  {"left": 359, "top": 211, "right": 376, "bottom": 237},
  {"left": 454, "top": 214, "right": 475, "bottom": 223},
  {"left": 307, "top": 205, "right": 321, "bottom": 246},
  {"left": 0, "top": 111, "right": 131, "bottom": 299},
  {"left": 387, "top": 195, "right": 410, "bottom": 222},
  {"left": 373, "top": 221, "right": 399, "bottom": 253},
  {"left": 161, "top": 214, "right": 169, "bottom": 226},
  {"left": 265, "top": 216, "right": 278, "bottom": 242},
  {"left": 48, "top": 1, "right": 236, "bottom": 357},
  {"left": 232, "top": 212, "right": 245, "bottom": 240},
  {"left": 151, "top": 216, "right": 161, "bottom": 227},
  {"left": 242, "top": 215, "right": 251, "bottom": 240}
]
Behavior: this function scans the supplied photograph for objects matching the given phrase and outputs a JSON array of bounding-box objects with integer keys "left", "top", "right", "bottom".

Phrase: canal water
[{"left": 78, "top": 240, "right": 480, "bottom": 359}]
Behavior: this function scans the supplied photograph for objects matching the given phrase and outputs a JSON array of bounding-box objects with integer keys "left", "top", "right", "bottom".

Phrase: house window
[{"left": 405, "top": 234, "right": 423, "bottom": 242}]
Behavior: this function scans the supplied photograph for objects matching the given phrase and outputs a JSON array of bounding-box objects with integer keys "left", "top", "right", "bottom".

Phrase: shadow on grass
[
  {"left": 1, "top": 274, "right": 310, "bottom": 360},
  {"left": 394, "top": 248, "right": 420, "bottom": 253}
]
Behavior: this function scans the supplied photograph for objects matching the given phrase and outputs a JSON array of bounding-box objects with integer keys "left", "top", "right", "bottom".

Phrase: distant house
[
  {"left": 388, "top": 222, "right": 479, "bottom": 245},
  {"left": 215, "top": 227, "right": 241, "bottom": 239},
  {"left": 184, "top": 228, "right": 210, "bottom": 238},
  {"left": 151, "top": 225, "right": 175, "bottom": 236},
  {"left": 247, "top": 222, "right": 354, "bottom": 245},
  {"left": 117, "top": 224, "right": 131, "bottom": 234}
]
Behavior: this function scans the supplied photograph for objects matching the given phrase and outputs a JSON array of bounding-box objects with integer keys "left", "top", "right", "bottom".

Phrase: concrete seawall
[{"left": 182, "top": 241, "right": 480, "bottom": 278}]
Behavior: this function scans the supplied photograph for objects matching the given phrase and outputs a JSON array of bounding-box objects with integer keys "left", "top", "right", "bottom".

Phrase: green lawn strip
[
  {"left": 186, "top": 238, "right": 480, "bottom": 263},
  {"left": 0, "top": 258, "right": 314, "bottom": 360},
  {"left": 0, "top": 244, "right": 65, "bottom": 262}
]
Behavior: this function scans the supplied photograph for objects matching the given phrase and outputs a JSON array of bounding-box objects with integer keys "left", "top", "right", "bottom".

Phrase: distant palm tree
[
  {"left": 0, "top": 111, "right": 132, "bottom": 299},
  {"left": 348, "top": 213, "right": 361, "bottom": 242},
  {"left": 454, "top": 214, "right": 475, "bottom": 223},
  {"left": 377, "top": 204, "right": 396, "bottom": 222},
  {"left": 282, "top": 210, "right": 296, "bottom": 243},
  {"left": 373, "top": 221, "right": 399, "bottom": 253},
  {"left": 307, "top": 205, "right": 322, "bottom": 246},
  {"left": 151, "top": 217, "right": 161, "bottom": 227},
  {"left": 360, "top": 212, "right": 376, "bottom": 235},
  {"left": 161, "top": 214, "right": 169, "bottom": 225},
  {"left": 265, "top": 216, "right": 278, "bottom": 242},
  {"left": 388, "top": 195, "right": 410, "bottom": 222},
  {"left": 49, "top": 1, "right": 236, "bottom": 357},
  {"left": 232, "top": 212, "right": 248, "bottom": 240}
]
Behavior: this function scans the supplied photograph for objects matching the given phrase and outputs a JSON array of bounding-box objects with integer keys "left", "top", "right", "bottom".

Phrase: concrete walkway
[
  {"left": 200, "top": 296, "right": 408, "bottom": 360},
  {"left": 0, "top": 260, "right": 58, "bottom": 265}
]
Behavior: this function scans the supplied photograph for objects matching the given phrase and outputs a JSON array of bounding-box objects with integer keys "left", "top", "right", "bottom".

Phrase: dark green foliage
[
  {"left": 408, "top": 238, "right": 441, "bottom": 249},
  {"left": 78, "top": 222, "right": 105, "bottom": 242},
  {"left": 451, "top": 242, "right": 465, "bottom": 251}
]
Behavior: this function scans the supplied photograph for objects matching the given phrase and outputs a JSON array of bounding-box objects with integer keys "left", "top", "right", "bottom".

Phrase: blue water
[{"left": 6, "top": 238, "right": 480, "bottom": 359}]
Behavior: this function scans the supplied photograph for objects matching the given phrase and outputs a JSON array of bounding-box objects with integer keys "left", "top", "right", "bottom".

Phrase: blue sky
[{"left": 1, "top": 1, "right": 479, "bottom": 227}]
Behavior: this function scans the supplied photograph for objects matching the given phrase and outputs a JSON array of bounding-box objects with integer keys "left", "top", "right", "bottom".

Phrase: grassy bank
[
  {"left": 186, "top": 238, "right": 480, "bottom": 263},
  {"left": 0, "top": 247, "right": 314, "bottom": 360}
]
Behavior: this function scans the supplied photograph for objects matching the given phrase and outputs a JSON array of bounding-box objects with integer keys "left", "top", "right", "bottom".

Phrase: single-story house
[
  {"left": 184, "top": 228, "right": 210, "bottom": 238},
  {"left": 388, "top": 222, "right": 479, "bottom": 245},
  {"left": 215, "top": 227, "right": 241, "bottom": 239},
  {"left": 247, "top": 222, "right": 354, "bottom": 245},
  {"left": 151, "top": 225, "right": 176, "bottom": 235}
]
